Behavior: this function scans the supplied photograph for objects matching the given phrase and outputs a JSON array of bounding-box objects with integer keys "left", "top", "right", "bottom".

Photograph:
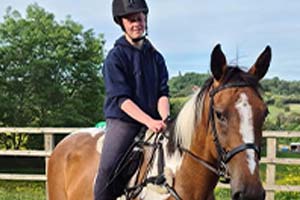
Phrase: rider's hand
[{"left": 145, "top": 118, "right": 166, "bottom": 133}]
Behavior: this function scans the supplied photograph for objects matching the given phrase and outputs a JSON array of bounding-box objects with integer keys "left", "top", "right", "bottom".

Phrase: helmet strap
[{"left": 131, "top": 28, "right": 148, "bottom": 43}]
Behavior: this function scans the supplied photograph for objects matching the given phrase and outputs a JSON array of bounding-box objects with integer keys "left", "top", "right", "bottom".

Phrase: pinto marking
[{"left": 73, "top": 127, "right": 105, "bottom": 137}]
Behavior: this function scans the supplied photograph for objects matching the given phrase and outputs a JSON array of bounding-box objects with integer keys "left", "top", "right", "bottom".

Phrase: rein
[{"left": 179, "top": 146, "right": 219, "bottom": 176}]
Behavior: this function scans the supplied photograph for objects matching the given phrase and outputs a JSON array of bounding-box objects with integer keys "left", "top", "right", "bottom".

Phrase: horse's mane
[{"left": 166, "top": 66, "right": 261, "bottom": 155}]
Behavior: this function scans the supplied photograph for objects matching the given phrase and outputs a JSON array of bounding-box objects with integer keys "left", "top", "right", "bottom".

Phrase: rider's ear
[
  {"left": 248, "top": 46, "right": 271, "bottom": 80},
  {"left": 211, "top": 44, "right": 227, "bottom": 81}
]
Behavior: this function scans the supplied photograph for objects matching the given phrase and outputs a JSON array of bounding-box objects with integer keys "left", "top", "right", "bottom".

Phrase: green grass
[
  {"left": 289, "top": 104, "right": 300, "bottom": 112},
  {"left": 276, "top": 165, "right": 300, "bottom": 185},
  {"left": 275, "top": 191, "right": 300, "bottom": 200},
  {"left": 268, "top": 105, "right": 284, "bottom": 115},
  {"left": 0, "top": 180, "right": 45, "bottom": 200},
  {"left": 215, "top": 188, "right": 231, "bottom": 200},
  {"left": 268, "top": 103, "right": 300, "bottom": 119},
  {"left": 0, "top": 181, "right": 233, "bottom": 200},
  {"left": 0, "top": 178, "right": 299, "bottom": 200}
]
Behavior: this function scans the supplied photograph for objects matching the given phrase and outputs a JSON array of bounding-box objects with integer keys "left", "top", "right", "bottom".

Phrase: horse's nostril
[
  {"left": 232, "top": 191, "right": 243, "bottom": 200},
  {"left": 232, "top": 188, "right": 265, "bottom": 200}
]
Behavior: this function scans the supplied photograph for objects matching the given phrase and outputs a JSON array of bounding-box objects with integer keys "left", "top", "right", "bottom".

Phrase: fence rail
[{"left": 0, "top": 128, "right": 300, "bottom": 200}]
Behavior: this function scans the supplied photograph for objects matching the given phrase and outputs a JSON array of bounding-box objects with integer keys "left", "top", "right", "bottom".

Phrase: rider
[{"left": 94, "top": 0, "right": 170, "bottom": 199}]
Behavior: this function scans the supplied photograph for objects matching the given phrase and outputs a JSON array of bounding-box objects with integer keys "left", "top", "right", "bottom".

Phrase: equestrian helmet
[{"left": 112, "top": 0, "right": 149, "bottom": 24}]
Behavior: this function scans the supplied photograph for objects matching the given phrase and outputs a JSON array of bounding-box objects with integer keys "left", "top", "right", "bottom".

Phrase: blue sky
[{"left": 1, "top": 0, "right": 300, "bottom": 80}]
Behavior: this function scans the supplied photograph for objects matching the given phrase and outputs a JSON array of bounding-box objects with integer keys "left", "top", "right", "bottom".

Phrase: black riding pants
[{"left": 94, "top": 119, "right": 142, "bottom": 200}]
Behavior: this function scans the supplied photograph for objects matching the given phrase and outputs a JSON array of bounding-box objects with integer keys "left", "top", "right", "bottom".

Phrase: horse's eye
[{"left": 215, "top": 110, "right": 226, "bottom": 123}]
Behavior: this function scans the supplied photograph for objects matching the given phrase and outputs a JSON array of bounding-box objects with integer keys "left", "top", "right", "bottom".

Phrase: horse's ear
[
  {"left": 248, "top": 46, "right": 271, "bottom": 80},
  {"left": 211, "top": 44, "right": 227, "bottom": 81}
]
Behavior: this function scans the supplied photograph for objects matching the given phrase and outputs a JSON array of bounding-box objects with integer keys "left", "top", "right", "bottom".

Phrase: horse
[{"left": 47, "top": 44, "right": 271, "bottom": 200}]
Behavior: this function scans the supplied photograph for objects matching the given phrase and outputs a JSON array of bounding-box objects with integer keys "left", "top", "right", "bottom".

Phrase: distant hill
[{"left": 169, "top": 72, "right": 300, "bottom": 97}]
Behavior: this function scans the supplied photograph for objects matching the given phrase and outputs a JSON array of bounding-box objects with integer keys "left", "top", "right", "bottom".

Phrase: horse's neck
[
  {"left": 172, "top": 149, "right": 218, "bottom": 199},
  {"left": 171, "top": 121, "right": 219, "bottom": 199}
]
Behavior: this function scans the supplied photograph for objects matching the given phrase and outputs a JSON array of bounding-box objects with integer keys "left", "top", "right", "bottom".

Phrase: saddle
[{"left": 110, "top": 127, "right": 181, "bottom": 200}]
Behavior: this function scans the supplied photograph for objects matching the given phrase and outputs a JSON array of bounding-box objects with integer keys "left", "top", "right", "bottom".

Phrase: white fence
[{"left": 0, "top": 128, "right": 300, "bottom": 200}]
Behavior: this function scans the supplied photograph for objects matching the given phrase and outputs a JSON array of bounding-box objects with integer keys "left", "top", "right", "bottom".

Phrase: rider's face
[{"left": 122, "top": 12, "right": 146, "bottom": 39}]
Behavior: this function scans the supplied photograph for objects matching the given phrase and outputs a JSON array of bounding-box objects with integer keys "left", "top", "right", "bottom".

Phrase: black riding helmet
[
  {"left": 112, "top": 0, "right": 149, "bottom": 42},
  {"left": 112, "top": 0, "right": 149, "bottom": 24}
]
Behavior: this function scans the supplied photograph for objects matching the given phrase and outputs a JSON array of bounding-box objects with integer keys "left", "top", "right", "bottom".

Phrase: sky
[{"left": 1, "top": 0, "right": 300, "bottom": 81}]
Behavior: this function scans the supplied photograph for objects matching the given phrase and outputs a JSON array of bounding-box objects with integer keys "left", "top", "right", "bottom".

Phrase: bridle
[{"left": 180, "top": 81, "right": 262, "bottom": 183}]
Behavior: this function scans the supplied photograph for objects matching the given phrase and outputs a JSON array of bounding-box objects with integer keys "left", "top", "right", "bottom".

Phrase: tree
[
  {"left": 0, "top": 4, "right": 105, "bottom": 148},
  {"left": 168, "top": 72, "right": 210, "bottom": 97}
]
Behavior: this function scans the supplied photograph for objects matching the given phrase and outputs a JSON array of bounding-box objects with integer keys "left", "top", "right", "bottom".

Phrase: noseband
[{"left": 180, "top": 81, "right": 262, "bottom": 183}]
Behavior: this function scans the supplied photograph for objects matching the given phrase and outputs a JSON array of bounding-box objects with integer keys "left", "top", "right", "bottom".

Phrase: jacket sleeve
[
  {"left": 103, "top": 51, "right": 132, "bottom": 106},
  {"left": 156, "top": 53, "right": 169, "bottom": 97}
]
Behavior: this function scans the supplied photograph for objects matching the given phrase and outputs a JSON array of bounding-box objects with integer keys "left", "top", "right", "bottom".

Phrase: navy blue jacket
[{"left": 103, "top": 36, "right": 169, "bottom": 124}]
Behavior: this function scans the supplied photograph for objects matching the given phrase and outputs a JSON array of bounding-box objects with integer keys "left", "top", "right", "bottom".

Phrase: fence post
[
  {"left": 44, "top": 132, "right": 54, "bottom": 200},
  {"left": 266, "top": 137, "right": 276, "bottom": 200}
]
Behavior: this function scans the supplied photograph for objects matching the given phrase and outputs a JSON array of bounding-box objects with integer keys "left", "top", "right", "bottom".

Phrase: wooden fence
[{"left": 0, "top": 128, "right": 300, "bottom": 200}]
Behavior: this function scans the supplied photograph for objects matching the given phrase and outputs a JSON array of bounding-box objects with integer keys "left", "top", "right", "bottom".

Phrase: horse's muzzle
[{"left": 232, "top": 187, "right": 265, "bottom": 200}]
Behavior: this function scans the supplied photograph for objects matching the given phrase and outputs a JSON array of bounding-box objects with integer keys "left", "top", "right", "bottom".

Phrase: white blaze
[{"left": 235, "top": 93, "right": 256, "bottom": 174}]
